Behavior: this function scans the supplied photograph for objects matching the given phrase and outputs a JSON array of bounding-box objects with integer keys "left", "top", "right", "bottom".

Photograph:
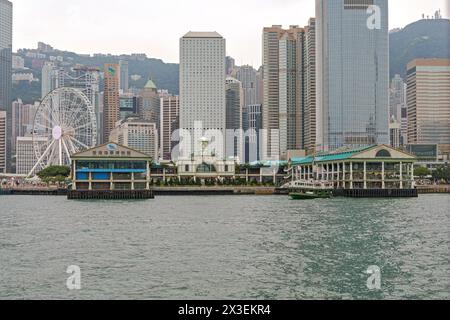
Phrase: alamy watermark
[
  {"left": 66, "top": 265, "right": 81, "bottom": 290},
  {"left": 367, "top": 5, "right": 382, "bottom": 30},
  {"left": 366, "top": 265, "right": 381, "bottom": 290}
]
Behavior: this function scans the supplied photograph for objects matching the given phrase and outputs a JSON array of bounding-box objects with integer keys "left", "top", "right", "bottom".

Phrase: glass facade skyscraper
[
  {"left": 316, "top": 0, "right": 389, "bottom": 152},
  {"left": 0, "top": 0, "right": 12, "bottom": 171}
]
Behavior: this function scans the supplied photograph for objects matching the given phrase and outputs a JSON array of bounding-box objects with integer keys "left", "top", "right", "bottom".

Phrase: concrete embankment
[
  {"left": 416, "top": 185, "right": 450, "bottom": 194},
  {"left": 153, "top": 186, "right": 286, "bottom": 196}
]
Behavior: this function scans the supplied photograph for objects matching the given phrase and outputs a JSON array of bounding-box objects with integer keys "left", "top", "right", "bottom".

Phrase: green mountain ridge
[{"left": 389, "top": 18, "right": 450, "bottom": 79}]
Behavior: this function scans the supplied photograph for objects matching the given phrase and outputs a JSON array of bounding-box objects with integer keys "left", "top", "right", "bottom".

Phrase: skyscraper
[
  {"left": 390, "top": 74, "right": 407, "bottom": 145},
  {"left": 278, "top": 26, "right": 304, "bottom": 158},
  {"left": 226, "top": 56, "right": 236, "bottom": 76},
  {"left": 303, "top": 18, "right": 317, "bottom": 153},
  {"left": 0, "top": 111, "right": 6, "bottom": 173},
  {"left": 103, "top": 63, "right": 120, "bottom": 143},
  {"left": 316, "top": 0, "right": 390, "bottom": 151},
  {"left": 236, "top": 65, "right": 258, "bottom": 129},
  {"left": 406, "top": 59, "right": 450, "bottom": 145},
  {"left": 263, "top": 25, "right": 305, "bottom": 159},
  {"left": 246, "top": 104, "right": 262, "bottom": 163},
  {"left": 179, "top": 31, "right": 226, "bottom": 158},
  {"left": 0, "top": 0, "right": 12, "bottom": 171},
  {"left": 119, "top": 60, "right": 129, "bottom": 93},
  {"left": 263, "top": 25, "right": 285, "bottom": 159},
  {"left": 225, "top": 77, "right": 243, "bottom": 160},
  {"left": 140, "top": 79, "right": 160, "bottom": 127},
  {"left": 160, "top": 93, "right": 180, "bottom": 161}
]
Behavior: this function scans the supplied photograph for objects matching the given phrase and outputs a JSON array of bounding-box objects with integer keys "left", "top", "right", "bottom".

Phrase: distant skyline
[{"left": 13, "top": 0, "right": 450, "bottom": 65}]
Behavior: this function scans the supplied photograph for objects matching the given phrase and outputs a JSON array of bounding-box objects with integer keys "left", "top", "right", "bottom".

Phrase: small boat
[{"left": 289, "top": 190, "right": 332, "bottom": 200}]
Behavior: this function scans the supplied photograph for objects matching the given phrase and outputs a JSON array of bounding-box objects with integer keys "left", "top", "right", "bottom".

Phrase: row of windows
[
  {"left": 76, "top": 161, "right": 147, "bottom": 170},
  {"left": 93, "top": 150, "right": 131, "bottom": 156}
]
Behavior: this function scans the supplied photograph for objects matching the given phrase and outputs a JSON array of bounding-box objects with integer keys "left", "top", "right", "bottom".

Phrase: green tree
[
  {"left": 414, "top": 166, "right": 430, "bottom": 178},
  {"left": 432, "top": 166, "right": 450, "bottom": 183},
  {"left": 37, "top": 166, "right": 70, "bottom": 180}
]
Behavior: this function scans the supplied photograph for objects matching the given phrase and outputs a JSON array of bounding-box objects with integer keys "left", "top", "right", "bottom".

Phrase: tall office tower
[
  {"left": 0, "top": 111, "right": 6, "bottom": 173},
  {"left": 279, "top": 26, "right": 304, "bottom": 159},
  {"left": 316, "top": 0, "right": 389, "bottom": 152},
  {"left": 225, "top": 77, "right": 243, "bottom": 160},
  {"left": 263, "top": 25, "right": 305, "bottom": 159},
  {"left": 226, "top": 56, "right": 236, "bottom": 76},
  {"left": 109, "top": 118, "right": 158, "bottom": 160},
  {"left": 236, "top": 65, "right": 258, "bottom": 131},
  {"left": 41, "top": 62, "right": 56, "bottom": 98},
  {"left": 0, "top": 0, "right": 12, "bottom": 172},
  {"left": 160, "top": 94, "right": 180, "bottom": 161},
  {"left": 246, "top": 104, "right": 262, "bottom": 163},
  {"left": 140, "top": 79, "right": 160, "bottom": 127},
  {"left": 180, "top": 31, "right": 226, "bottom": 158},
  {"left": 406, "top": 59, "right": 450, "bottom": 145},
  {"left": 303, "top": 18, "right": 317, "bottom": 154},
  {"left": 119, "top": 60, "right": 129, "bottom": 93},
  {"left": 103, "top": 63, "right": 120, "bottom": 143}
]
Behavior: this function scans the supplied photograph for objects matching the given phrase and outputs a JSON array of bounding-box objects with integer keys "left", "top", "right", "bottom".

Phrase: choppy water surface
[{"left": 0, "top": 195, "right": 449, "bottom": 300}]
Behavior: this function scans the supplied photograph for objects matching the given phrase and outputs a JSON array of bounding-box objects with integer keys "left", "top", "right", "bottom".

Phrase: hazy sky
[{"left": 13, "top": 0, "right": 449, "bottom": 65}]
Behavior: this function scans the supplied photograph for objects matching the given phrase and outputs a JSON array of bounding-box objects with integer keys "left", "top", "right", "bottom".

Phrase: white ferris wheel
[{"left": 29, "top": 87, "right": 97, "bottom": 176}]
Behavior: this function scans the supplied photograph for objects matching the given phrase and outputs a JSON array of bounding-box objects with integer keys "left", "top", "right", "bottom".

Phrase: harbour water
[{"left": 0, "top": 195, "right": 448, "bottom": 300}]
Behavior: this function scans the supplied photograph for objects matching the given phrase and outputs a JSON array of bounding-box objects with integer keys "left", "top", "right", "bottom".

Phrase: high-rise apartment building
[
  {"left": 109, "top": 118, "right": 158, "bottom": 160},
  {"left": 406, "top": 59, "right": 450, "bottom": 145},
  {"left": 160, "top": 94, "right": 180, "bottom": 161},
  {"left": 0, "top": 111, "right": 6, "bottom": 173},
  {"left": 263, "top": 25, "right": 307, "bottom": 159},
  {"left": 0, "top": 0, "right": 12, "bottom": 172},
  {"left": 303, "top": 18, "right": 317, "bottom": 153},
  {"left": 278, "top": 26, "right": 304, "bottom": 159},
  {"left": 103, "top": 63, "right": 120, "bottom": 143},
  {"left": 316, "top": 0, "right": 389, "bottom": 151},
  {"left": 179, "top": 31, "right": 226, "bottom": 158},
  {"left": 263, "top": 25, "right": 285, "bottom": 159}
]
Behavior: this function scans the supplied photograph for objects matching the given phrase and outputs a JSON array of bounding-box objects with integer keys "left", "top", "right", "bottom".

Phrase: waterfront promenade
[{"left": 2, "top": 185, "right": 450, "bottom": 196}]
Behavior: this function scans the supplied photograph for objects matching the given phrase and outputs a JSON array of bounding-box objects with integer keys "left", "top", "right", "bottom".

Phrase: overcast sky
[{"left": 12, "top": 0, "right": 449, "bottom": 65}]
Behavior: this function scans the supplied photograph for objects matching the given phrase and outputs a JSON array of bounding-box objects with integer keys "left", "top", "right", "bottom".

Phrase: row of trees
[{"left": 414, "top": 165, "right": 450, "bottom": 183}]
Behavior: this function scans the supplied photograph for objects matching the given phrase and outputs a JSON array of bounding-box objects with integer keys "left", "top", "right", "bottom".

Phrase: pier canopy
[{"left": 288, "top": 145, "right": 417, "bottom": 190}]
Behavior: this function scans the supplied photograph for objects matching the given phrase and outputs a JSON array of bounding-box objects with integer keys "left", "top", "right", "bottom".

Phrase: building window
[
  {"left": 225, "top": 165, "right": 229, "bottom": 172},
  {"left": 376, "top": 150, "right": 392, "bottom": 158},
  {"left": 185, "top": 165, "right": 189, "bottom": 172}
]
